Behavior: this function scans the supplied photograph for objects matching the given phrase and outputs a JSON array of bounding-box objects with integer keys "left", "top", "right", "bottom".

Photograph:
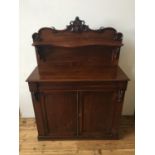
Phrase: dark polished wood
[
  {"left": 27, "top": 17, "right": 129, "bottom": 140},
  {"left": 42, "top": 91, "right": 77, "bottom": 137},
  {"left": 78, "top": 90, "right": 116, "bottom": 137},
  {"left": 27, "top": 66, "right": 128, "bottom": 82}
]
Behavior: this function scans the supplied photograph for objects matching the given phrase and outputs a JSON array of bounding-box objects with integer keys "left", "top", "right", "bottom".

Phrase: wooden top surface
[{"left": 26, "top": 66, "right": 129, "bottom": 82}]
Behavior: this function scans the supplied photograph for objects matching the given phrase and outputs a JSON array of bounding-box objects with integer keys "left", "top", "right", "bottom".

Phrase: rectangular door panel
[
  {"left": 42, "top": 91, "right": 77, "bottom": 138},
  {"left": 79, "top": 91, "right": 116, "bottom": 137}
]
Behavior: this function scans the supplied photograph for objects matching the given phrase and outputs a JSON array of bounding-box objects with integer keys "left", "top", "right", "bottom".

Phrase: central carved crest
[{"left": 66, "top": 17, "right": 90, "bottom": 32}]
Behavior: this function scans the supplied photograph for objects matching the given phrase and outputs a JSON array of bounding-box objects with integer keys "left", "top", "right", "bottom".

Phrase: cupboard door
[
  {"left": 79, "top": 91, "right": 116, "bottom": 137},
  {"left": 42, "top": 91, "right": 77, "bottom": 138}
]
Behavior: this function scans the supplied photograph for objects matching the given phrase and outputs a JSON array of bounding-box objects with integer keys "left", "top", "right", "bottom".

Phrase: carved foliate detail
[
  {"left": 32, "top": 92, "right": 39, "bottom": 102},
  {"left": 29, "top": 83, "right": 40, "bottom": 102},
  {"left": 32, "top": 17, "right": 123, "bottom": 41},
  {"left": 66, "top": 17, "right": 90, "bottom": 32},
  {"left": 117, "top": 90, "right": 124, "bottom": 102},
  {"left": 28, "top": 82, "right": 38, "bottom": 92},
  {"left": 113, "top": 32, "right": 123, "bottom": 41},
  {"left": 32, "top": 33, "right": 41, "bottom": 42},
  {"left": 112, "top": 47, "right": 120, "bottom": 62},
  {"left": 36, "top": 47, "right": 46, "bottom": 61}
]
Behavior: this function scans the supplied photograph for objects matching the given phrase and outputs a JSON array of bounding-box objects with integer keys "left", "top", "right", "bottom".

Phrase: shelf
[{"left": 32, "top": 39, "right": 123, "bottom": 48}]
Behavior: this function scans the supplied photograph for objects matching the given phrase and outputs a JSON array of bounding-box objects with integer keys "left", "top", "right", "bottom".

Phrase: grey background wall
[{"left": 20, "top": 0, "right": 135, "bottom": 117}]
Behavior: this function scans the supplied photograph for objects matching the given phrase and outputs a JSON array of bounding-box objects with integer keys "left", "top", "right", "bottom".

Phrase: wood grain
[
  {"left": 27, "top": 17, "right": 129, "bottom": 140},
  {"left": 20, "top": 116, "right": 134, "bottom": 155},
  {"left": 26, "top": 66, "right": 129, "bottom": 82}
]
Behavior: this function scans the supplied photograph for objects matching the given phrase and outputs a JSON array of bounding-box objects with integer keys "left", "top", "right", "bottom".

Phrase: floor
[{"left": 20, "top": 116, "right": 135, "bottom": 155}]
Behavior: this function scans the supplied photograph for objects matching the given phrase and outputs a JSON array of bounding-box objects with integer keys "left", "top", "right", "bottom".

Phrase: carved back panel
[{"left": 32, "top": 17, "right": 123, "bottom": 70}]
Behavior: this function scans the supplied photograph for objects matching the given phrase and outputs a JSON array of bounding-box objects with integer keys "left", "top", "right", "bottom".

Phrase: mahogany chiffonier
[{"left": 26, "top": 17, "right": 129, "bottom": 140}]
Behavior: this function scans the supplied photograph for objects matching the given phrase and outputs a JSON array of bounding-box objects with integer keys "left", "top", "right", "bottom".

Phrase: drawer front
[{"left": 36, "top": 81, "right": 128, "bottom": 92}]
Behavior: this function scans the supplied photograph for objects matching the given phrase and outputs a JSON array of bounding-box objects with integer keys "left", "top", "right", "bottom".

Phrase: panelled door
[
  {"left": 40, "top": 90, "right": 117, "bottom": 138},
  {"left": 78, "top": 90, "right": 116, "bottom": 138},
  {"left": 41, "top": 91, "right": 78, "bottom": 138}
]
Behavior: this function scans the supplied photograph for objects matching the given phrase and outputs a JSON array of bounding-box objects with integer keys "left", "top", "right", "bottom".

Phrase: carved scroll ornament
[
  {"left": 32, "top": 16, "right": 123, "bottom": 42},
  {"left": 66, "top": 17, "right": 90, "bottom": 32}
]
